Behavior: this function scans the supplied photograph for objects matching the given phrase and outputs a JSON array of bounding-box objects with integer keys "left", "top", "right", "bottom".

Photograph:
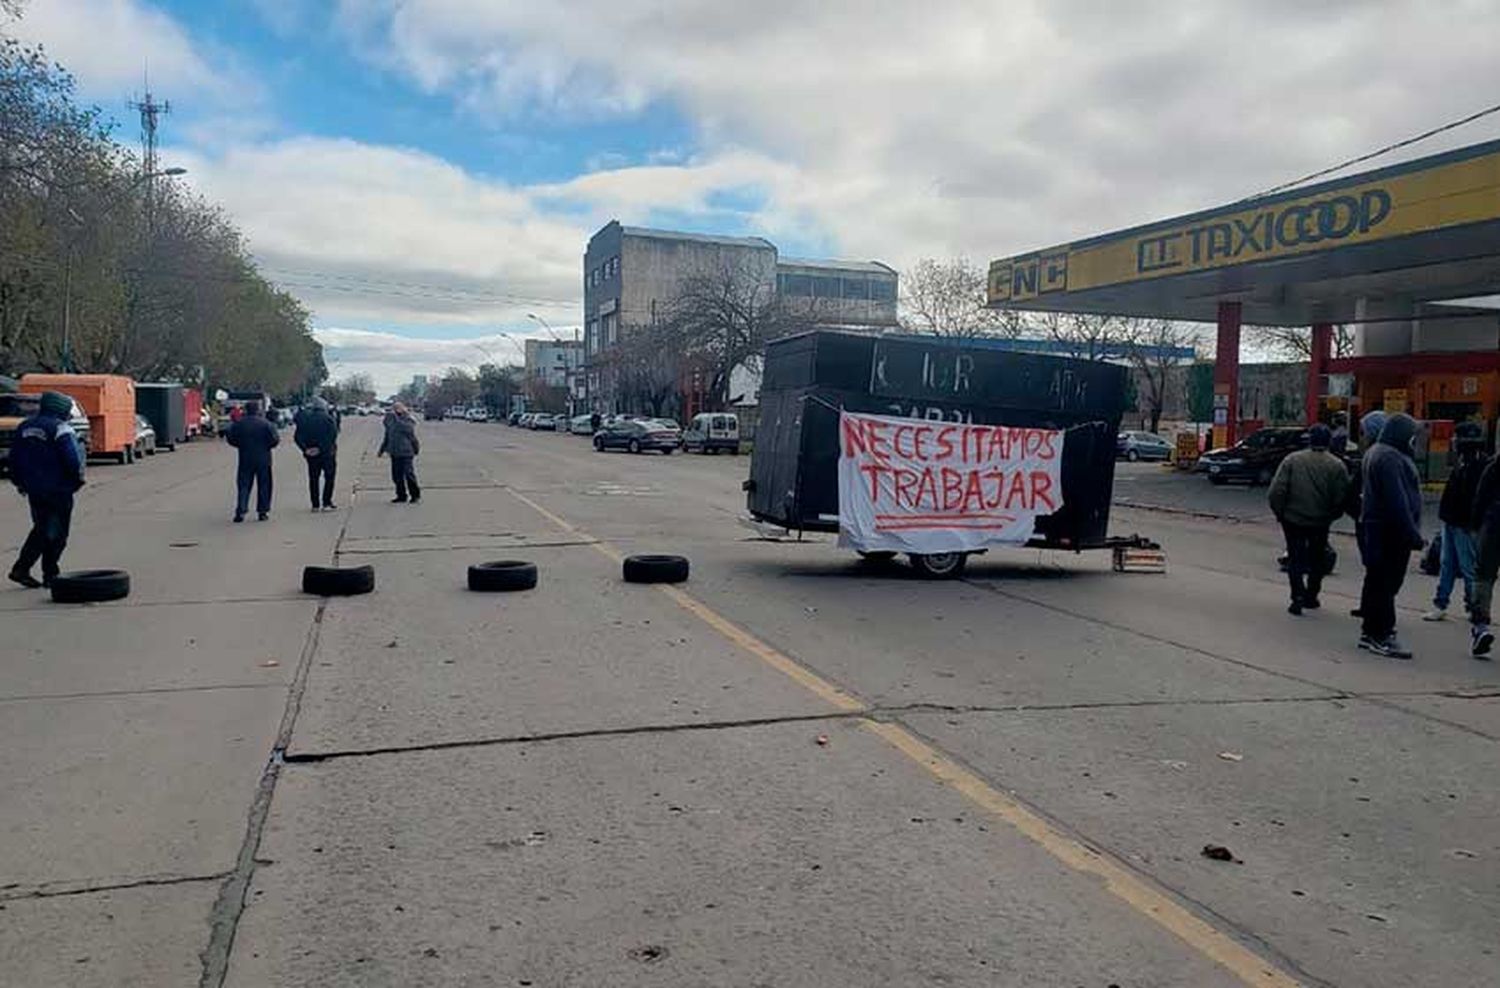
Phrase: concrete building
[
  {"left": 776, "top": 257, "right": 898, "bottom": 328},
  {"left": 582, "top": 221, "right": 897, "bottom": 412},
  {"left": 524, "top": 338, "right": 583, "bottom": 412}
]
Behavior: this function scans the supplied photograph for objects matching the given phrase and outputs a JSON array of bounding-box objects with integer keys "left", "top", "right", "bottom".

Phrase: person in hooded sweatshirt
[
  {"left": 1357, "top": 411, "right": 1423, "bottom": 658},
  {"left": 7, "top": 391, "right": 86, "bottom": 588},
  {"left": 226, "top": 400, "right": 279, "bottom": 522},
  {"left": 293, "top": 397, "right": 340, "bottom": 511}
]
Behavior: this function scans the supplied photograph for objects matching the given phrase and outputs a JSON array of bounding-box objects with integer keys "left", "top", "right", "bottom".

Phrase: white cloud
[
  {"left": 9, "top": 0, "right": 262, "bottom": 109},
  {"left": 336, "top": 0, "right": 1500, "bottom": 262}
]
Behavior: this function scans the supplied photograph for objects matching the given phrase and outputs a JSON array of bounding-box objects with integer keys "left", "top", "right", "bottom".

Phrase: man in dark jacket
[
  {"left": 1423, "top": 423, "right": 1487, "bottom": 623},
  {"left": 378, "top": 402, "right": 421, "bottom": 503},
  {"left": 1465, "top": 440, "right": 1500, "bottom": 658},
  {"left": 226, "top": 400, "right": 280, "bottom": 522},
  {"left": 1269, "top": 423, "right": 1349, "bottom": 614},
  {"left": 1357, "top": 412, "right": 1424, "bottom": 658},
  {"left": 7, "top": 391, "right": 86, "bottom": 588},
  {"left": 293, "top": 397, "right": 340, "bottom": 511}
]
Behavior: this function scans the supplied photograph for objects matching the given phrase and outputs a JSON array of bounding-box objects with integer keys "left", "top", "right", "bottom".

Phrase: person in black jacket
[
  {"left": 1422, "top": 423, "right": 1487, "bottom": 623},
  {"left": 293, "top": 397, "right": 340, "bottom": 511},
  {"left": 1357, "top": 412, "right": 1423, "bottom": 658},
  {"left": 226, "top": 401, "right": 280, "bottom": 522},
  {"left": 1466, "top": 438, "right": 1500, "bottom": 658}
]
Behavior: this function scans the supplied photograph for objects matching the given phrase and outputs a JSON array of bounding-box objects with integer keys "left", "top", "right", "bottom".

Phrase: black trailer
[
  {"left": 135, "top": 382, "right": 186, "bottom": 450},
  {"left": 745, "top": 330, "right": 1150, "bottom": 577}
]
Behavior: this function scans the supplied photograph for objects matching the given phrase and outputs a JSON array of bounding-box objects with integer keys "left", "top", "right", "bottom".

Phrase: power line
[{"left": 1243, "top": 99, "right": 1500, "bottom": 202}]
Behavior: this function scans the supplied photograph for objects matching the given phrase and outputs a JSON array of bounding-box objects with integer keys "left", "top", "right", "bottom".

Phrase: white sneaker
[{"left": 1421, "top": 608, "right": 1448, "bottom": 622}]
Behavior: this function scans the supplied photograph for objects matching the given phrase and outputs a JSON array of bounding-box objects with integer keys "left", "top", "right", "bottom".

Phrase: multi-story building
[
  {"left": 524, "top": 338, "right": 583, "bottom": 412},
  {"left": 581, "top": 221, "right": 898, "bottom": 412}
]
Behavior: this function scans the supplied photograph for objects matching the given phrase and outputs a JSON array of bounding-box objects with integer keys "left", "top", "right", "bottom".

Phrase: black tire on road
[
  {"left": 662, "top": 447, "right": 673, "bottom": 455},
  {"left": 302, "top": 564, "right": 375, "bottom": 596},
  {"left": 628, "top": 439, "right": 642, "bottom": 454},
  {"left": 51, "top": 569, "right": 131, "bottom": 604},
  {"left": 468, "top": 560, "right": 539, "bottom": 592},
  {"left": 909, "top": 552, "right": 968, "bottom": 579},
  {"left": 623, "top": 554, "right": 690, "bottom": 584}
]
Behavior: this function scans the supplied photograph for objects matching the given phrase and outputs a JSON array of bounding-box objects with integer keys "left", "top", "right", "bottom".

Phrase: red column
[
  {"left": 1306, "top": 322, "right": 1331, "bottom": 425},
  {"left": 1214, "top": 301, "right": 1242, "bottom": 447}
]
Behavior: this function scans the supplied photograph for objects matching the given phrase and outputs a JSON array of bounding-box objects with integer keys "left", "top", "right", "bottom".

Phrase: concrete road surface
[{"left": 2, "top": 421, "right": 1496, "bottom": 987}]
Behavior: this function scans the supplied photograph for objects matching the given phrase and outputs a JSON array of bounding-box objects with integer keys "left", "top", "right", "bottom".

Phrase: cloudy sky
[{"left": 9, "top": 0, "right": 1500, "bottom": 392}]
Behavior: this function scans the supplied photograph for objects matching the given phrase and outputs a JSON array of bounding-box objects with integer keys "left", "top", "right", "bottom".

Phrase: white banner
[{"left": 836, "top": 411, "right": 1064, "bottom": 554}]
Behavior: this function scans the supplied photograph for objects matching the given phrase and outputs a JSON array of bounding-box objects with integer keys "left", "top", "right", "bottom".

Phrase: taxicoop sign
[{"left": 836, "top": 411, "right": 1063, "bottom": 554}]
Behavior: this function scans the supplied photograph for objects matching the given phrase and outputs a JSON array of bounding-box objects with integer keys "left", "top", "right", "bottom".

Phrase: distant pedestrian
[
  {"left": 229, "top": 404, "right": 244, "bottom": 424},
  {"left": 7, "top": 391, "right": 86, "bottom": 589},
  {"left": 1465, "top": 438, "right": 1500, "bottom": 658},
  {"left": 1329, "top": 412, "right": 1350, "bottom": 456},
  {"left": 1356, "top": 412, "right": 1423, "bottom": 658},
  {"left": 379, "top": 401, "right": 421, "bottom": 504},
  {"left": 590, "top": 411, "right": 601, "bottom": 433},
  {"left": 1268, "top": 424, "right": 1349, "bottom": 615},
  {"left": 1422, "top": 423, "right": 1487, "bottom": 623},
  {"left": 294, "top": 397, "right": 340, "bottom": 511},
  {"left": 226, "top": 400, "right": 279, "bottom": 522}
]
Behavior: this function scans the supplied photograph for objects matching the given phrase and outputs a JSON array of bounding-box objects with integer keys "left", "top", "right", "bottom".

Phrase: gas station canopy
[{"left": 987, "top": 138, "right": 1500, "bottom": 326}]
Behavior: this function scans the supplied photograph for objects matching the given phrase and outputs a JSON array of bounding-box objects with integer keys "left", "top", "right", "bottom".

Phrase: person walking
[
  {"left": 1268, "top": 423, "right": 1350, "bottom": 615},
  {"left": 226, "top": 400, "right": 279, "bottom": 522},
  {"left": 1422, "top": 423, "right": 1487, "bottom": 623},
  {"left": 6, "top": 391, "right": 86, "bottom": 589},
  {"left": 1357, "top": 412, "right": 1424, "bottom": 658},
  {"left": 379, "top": 401, "right": 421, "bottom": 504},
  {"left": 293, "top": 397, "right": 340, "bottom": 511},
  {"left": 1329, "top": 412, "right": 1350, "bottom": 456},
  {"left": 1464, "top": 438, "right": 1500, "bottom": 658}
]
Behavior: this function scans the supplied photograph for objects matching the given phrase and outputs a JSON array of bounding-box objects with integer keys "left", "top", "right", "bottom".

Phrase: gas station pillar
[
  {"left": 1213, "top": 301, "right": 1241, "bottom": 448},
  {"left": 1306, "top": 322, "right": 1332, "bottom": 426}
]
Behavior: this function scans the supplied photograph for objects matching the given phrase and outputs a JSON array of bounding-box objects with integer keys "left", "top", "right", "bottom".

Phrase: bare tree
[
  {"left": 1124, "top": 318, "right": 1203, "bottom": 433},
  {"left": 596, "top": 321, "right": 681, "bottom": 416},
  {"left": 1256, "top": 324, "right": 1355, "bottom": 361},
  {"left": 661, "top": 253, "right": 785, "bottom": 409},
  {"left": 1034, "top": 311, "right": 1141, "bottom": 361},
  {"left": 900, "top": 257, "right": 1023, "bottom": 338}
]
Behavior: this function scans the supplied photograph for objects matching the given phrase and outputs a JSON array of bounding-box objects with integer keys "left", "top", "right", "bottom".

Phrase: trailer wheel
[{"left": 910, "top": 552, "right": 968, "bottom": 579}]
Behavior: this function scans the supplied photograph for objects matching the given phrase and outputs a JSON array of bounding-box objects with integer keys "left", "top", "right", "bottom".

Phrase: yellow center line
[{"left": 504, "top": 486, "right": 1303, "bottom": 987}]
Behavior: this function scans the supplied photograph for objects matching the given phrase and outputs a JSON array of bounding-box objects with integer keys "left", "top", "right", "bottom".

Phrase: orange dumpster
[{"left": 20, "top": 373, "right": 138, "bottom": 463}]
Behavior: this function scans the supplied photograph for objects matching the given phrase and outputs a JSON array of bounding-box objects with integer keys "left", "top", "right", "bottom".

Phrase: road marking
[{"left": 504, "top": 486, "right": 1304, "bottom": 987}]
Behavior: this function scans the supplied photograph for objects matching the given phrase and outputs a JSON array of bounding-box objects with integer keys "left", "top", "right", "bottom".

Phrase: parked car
[
  {"left": 508, "top": 411, "right": 524, "bottom": 426},
  {"left": 683, "top": 412, "right": 740, "bottom": 454},
  {"left": 133, "top": 414, "right": 157, "bottom": 457},
  {"left": 569, "top": 414, "right": 595, "bottom": 435},
  {"left": 1199, "top": 427, "right": 1308, "bottom": 485},
  {"left": 1116, "top": 430, "right": 1172, "bottom": 462},
  {"left": 594, "top": 418, "right": 680, "bottom": 454},
  {"left": 1, "top": 392, "right": 90, "bottom": 472},
  {"left": 465, "top": 407, "right": 489, "bottom": 423}
]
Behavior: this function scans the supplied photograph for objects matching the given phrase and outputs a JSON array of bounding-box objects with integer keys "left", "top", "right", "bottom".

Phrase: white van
[{"left": 683, "top": 412, "right": 740, "bottom": 454}]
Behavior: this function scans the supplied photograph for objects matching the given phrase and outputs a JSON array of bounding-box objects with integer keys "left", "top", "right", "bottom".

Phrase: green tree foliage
[{"left": 0, "top": 29, "right": 324, "bottom": 392}]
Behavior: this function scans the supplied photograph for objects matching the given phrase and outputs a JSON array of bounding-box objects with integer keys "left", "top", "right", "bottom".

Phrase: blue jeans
[{"left": 1434, "top": 523, "right": 1477, "bottom": 611}]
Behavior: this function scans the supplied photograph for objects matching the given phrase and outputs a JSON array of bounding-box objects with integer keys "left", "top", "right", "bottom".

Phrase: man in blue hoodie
[
  {"left": 1357, "top": 412, "right": 1424, "bottom": 658},
  {"left": 7, "top": 391, "right": 86, "bottom": 588}
]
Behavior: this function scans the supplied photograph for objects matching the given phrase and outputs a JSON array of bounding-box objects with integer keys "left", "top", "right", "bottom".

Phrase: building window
[
  {"left": 778, "top": 273, "right": 813, "bottom": 297},
  {"left": 870, "top": 278, "right": 896, "bottom": 302},
  {"left": 813, "top": 275, "right": 840, "bottom": 299},
  {"left": 842, "top": 277, "right": 870, "bottom": 300}
]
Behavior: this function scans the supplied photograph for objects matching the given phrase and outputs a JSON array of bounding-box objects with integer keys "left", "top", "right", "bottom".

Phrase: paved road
[{"left": 2, "top": 423, "right": 1497, "bottom": 986}]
